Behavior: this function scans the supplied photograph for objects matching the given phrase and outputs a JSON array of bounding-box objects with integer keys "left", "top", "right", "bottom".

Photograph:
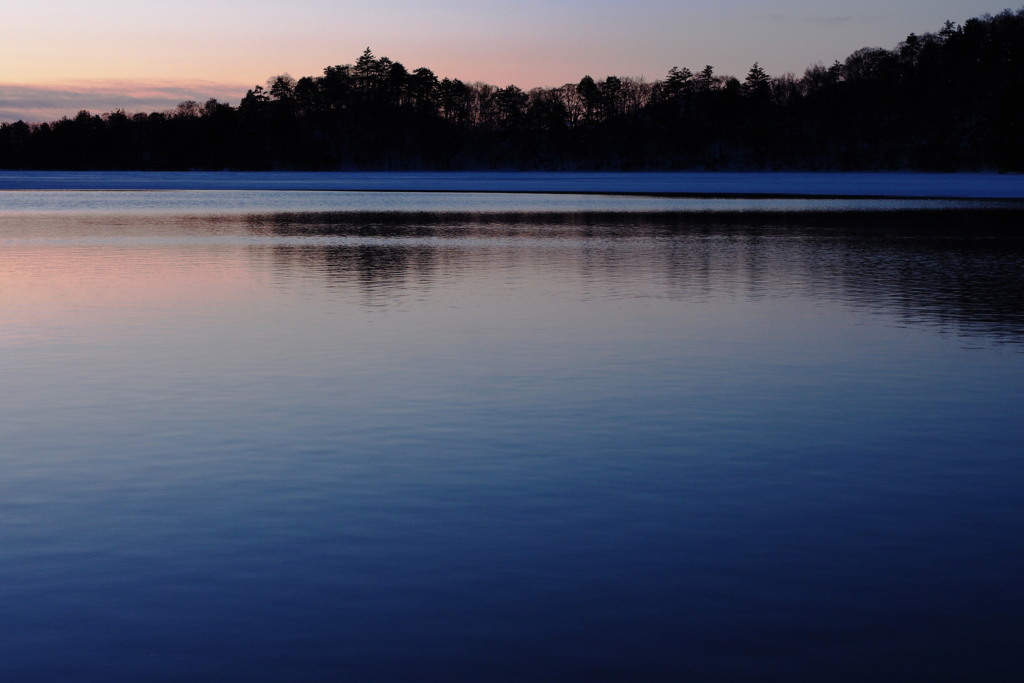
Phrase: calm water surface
[{"left": 2, "top": 192, "right": 1023, "bottom": 681}]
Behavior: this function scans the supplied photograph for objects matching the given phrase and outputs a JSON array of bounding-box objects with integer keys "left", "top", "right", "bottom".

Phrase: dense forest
[{"left": 3, "top": 9, "right": 1024, "bottom": 171}]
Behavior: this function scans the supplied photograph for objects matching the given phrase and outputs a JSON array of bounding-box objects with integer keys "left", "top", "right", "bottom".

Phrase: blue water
[
  {"left": 1, "top": 193, "right": 1022, "bottom": 680},
  {"left": 3, "top": 169, "right": 1024, "bottom": 199}
]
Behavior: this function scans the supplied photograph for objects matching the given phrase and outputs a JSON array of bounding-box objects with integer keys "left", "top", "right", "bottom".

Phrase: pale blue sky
[{"left": 0, "top": 0, "right": 1016, "bottom": 121}]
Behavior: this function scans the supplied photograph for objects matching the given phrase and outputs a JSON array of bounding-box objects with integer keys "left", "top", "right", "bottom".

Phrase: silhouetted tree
[
  {"left": 4, "top": 10, "right": 1024, "bottom": 171},
  {"left": 742, "top": 63, "right": 771, "bottom": 100}
]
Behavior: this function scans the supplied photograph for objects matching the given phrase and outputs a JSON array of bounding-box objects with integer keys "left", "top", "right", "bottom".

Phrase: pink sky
[{"left": 1, "top": 0, "right": 1012, "bottom": 122}]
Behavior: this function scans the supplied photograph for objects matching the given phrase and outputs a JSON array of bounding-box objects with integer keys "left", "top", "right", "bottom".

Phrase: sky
[{"left": 0, "top": 0, "right": 1017, "bottom": 122}]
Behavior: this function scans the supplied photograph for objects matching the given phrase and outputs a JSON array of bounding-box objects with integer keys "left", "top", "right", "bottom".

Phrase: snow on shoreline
[{"left": 1, "top": 170, "right": 1022, "bottom": 199}]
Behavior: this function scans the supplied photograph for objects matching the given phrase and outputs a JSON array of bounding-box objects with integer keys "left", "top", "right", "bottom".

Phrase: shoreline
[{"left": 1, "top": 170, "right": 1023, "bottom": 200}]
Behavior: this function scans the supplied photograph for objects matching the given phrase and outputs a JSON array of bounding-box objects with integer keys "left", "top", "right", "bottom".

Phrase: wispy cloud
[{"left": 0, "top": 80, "right": 249, "bottom": 124}]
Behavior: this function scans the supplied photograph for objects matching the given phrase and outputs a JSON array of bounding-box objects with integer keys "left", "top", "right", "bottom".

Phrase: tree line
[{"left": 3, "top": 9, "right": 1024, "bottom": 171}]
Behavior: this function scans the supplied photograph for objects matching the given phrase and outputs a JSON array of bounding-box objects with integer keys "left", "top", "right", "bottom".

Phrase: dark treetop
[{"left": 3, "top": 9, "right": 1024, "bottom": 172}]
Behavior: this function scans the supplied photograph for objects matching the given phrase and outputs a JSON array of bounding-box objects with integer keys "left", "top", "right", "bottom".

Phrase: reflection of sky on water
[
  {"left": 3, "top": 207, "right": 1023, "bottom": 347},
  {"left": 2, "top": 202, "right": 1023, "bottom": 680},
  {"left": 1, "top": 189, "right": 1019, "bottom": 215}
]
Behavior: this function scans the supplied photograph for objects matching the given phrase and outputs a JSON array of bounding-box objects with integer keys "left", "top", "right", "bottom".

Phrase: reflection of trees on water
[
  {"left": 817, "top": 227, "right": 1024, "bottom": 344},
  {"left": 257, "top": 242, "right": 447, "bottom": 308},
  {"left": 768, "top": 210, "right": 1024, "bottom": 344},
  {"left": 243, "top": 209, "right": 1024, "bottom": 344}
]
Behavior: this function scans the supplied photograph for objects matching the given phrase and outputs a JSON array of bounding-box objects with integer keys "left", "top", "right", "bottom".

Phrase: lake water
[{"left": 2, "top": 189, "right": 1023, "bottom": 681}]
